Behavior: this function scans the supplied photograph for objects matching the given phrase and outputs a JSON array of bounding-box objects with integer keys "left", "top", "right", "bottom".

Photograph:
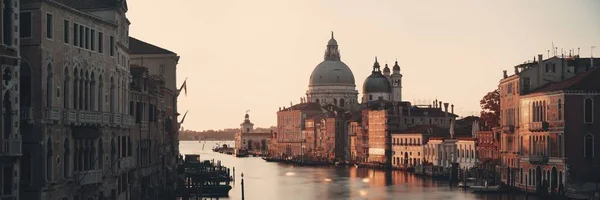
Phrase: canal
[{"left": 180, "top": 141, "right": 539, "bottom": 200}]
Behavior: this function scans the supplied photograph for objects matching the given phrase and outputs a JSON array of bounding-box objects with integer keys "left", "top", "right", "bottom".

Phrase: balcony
[
  {"left": 529, "top": 122, "right": 549, "bottom": 132},
  {"left": 102, "top": 113, "right": 111, "bottom": 125},
  {"left": 112, "top": 113, "right": 122, "bottom": 126},
  {"left": 121, "top": 157, "right": 136, "bottom": 169},
  {"left": 529, "top": 155, "right": 549, "bottom": 164},
  {"left": 45, "top": 108, "right": 61, "bottom": 123},
  {"left": 141, "top": 121, "right": 149, "bottom": 131},
  {"left": 74, "top": 170, "right": 103, "bottom": 185},
  {"left": 0, "top": 139, "right": 22, "bottom": 156},
  {"left": 64, "top": 110, "right": 77, "bottom": 124},
  {"left": 20, "top": 108, "right": 34, "bottom": 124},
  {"left": 124, "top": 115, "right": 135, "bottom": 126},
  {"left": 501, "top": 125, "right": 515, "bottom": 133}
]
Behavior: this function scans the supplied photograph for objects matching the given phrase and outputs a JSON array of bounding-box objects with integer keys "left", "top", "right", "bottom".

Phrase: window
[
  {"left": 85, "top": 27, "right": 90, "bottom": 49},
  {"left": 557, "top": 99, "right": 562, "bottom": 120},
  {"left": 98, "top": 32, "right": 104, "bottom": 53},
  {"left": 110, "top": 36, "right": 115, "bottom": 56},
  {"left": 522, "top": 77, "right": 531, "bottom": 92},
  {"left": 3, "top": 0, "right": 12, "bottom": 46},
  {"left": 90, "top": 29, "right": 95, "bottom": 51},
  {"left": 159, "top": 64, "right": 165, "bottom": 75},
  {"left": 79, "top": 25, "right": 84, "bottom": 48},
  {"left": 46, "top": 13, "right": 54, "bottom": 39},
  {"left": 20, "top": 12, "right": 32, "bottom": 38},
  {"left": 584, "top": 135, "right": 594, "bottom": 158},
  {"left": 63, "top": 20, "right": 69, "bottom": 44},
  {"left": 584, "top": 98, "right": 593, "bottom": 123},
  {"left": 73, "top": 23, "right": 79, "bottom": 46},
  {"left": 2, "top": 166, "right": 13, "bottom": 195}
]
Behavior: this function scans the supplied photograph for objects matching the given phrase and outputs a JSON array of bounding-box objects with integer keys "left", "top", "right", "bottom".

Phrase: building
[
  {"left": 495, "top": 53, "right": 600, "bottom": 195},
  {"left": 456, "top": 137, "right": 477, "bottom": 169},
  {"left": 129, "top": 65, "right": 170, "bottom": 199},
  {"left": 276, "top": 102, "right": 323, "bottom": 157},
  {"left": 19, "top": 0, "right": 134, "bottom": 199},
  {"left": 235, "top": 112, "right": 271, "bottom": 155},
  {"left": 0, "top": 0, "right": 21, "bottom": 198},
  {"left": 517, "top": 67, "right": 600, "bottom": 197},
  {"left": 129, "top": 36, "right": 181, "bottom": 199},
  {"left": 306, "top": 32, "right": 358, "bottom": 109},
  {"left": 391, "top": 125, "right": 450, "bottom": 169},
  {"left": 476, "top": 130, "right": 500, "bottom": 165}
]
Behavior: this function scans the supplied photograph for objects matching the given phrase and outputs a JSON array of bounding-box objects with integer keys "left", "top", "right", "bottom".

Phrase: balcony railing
[
  {"left": 502, "top": 125, "right": 515, "bottom": 133},
  {"left": 102, "top": 113, "right": 111, "bottom": 125},
  {"left": 529, "top": 122, "right": 549, "bottom": 132},
  {"left": 121, "top": 157, "right": 136, "bottom": 169},
  {"left": 64, "top": 110, "right": 77, "bottom": 124},
  {"left": 529, "top": 155, "right": 549, "bottom": 164},
  {"left": 141, "top": 121, "right": 149, "bottom": 130},
  {"left": 74, "top": 170, "right": 103, "bottom": 185},
  {"left": 0, "top": 139, "right": 22, "bottom": 156},
  {"left": 20, "top": 108, "right": 34, "bottom": 123},
  {"left": 46, "top": 108, "right": 61, "bottom": 123},
  {"left": 112, "top": 113, "right": 122, "bottom": 126}
]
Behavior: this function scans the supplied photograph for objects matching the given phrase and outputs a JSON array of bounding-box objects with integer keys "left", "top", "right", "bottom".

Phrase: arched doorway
[
  {"left": 247, "top": 139, "right": 253, "bottom": 150},
  {"left": 403, "top": 152, "right": 408, "bottom": 168},
  {"left": 536, "top": 166, "right": 542, "bottom": 191},
  {"left": 551, "top": 167, "right": 558, "bottom": 193}
]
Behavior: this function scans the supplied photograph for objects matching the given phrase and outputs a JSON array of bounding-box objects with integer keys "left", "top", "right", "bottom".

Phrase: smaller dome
[
  {"left": 393, "top": 61, "right": 400, "bottom": 71},
  {"left": 383, "top": 64, "right": 390, "bottom": 73},
  {"left": 244, "top": 113, "right": 249, "bottom": 119},
  {"left": 363, "top": 73, "right": 392, "bottom": 93},
  {"left": 363, "top": 58, "right": 391, "bottom": 94}
]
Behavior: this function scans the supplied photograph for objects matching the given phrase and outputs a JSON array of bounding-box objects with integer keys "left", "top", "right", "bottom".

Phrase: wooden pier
[{"left": 176, "top": 154, "right": 233, "bottom": 199}]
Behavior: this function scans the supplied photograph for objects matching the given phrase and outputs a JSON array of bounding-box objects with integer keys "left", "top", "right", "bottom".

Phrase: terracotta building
[
  {"left": 275, "top": 102, "right": 323, "bottom": 157},
  {"left": 517, "top": 67, "right": 600, "bottom": 197}
]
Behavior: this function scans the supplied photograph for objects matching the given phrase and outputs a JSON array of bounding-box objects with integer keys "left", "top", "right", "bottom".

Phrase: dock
[{"left": 176, "top": 154, "right": 233, "bottom": 199}]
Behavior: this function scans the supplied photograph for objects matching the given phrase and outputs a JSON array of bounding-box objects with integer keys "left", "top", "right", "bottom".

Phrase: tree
[{"left": 479, "top": 89, "right": 500, "bottom": 129}]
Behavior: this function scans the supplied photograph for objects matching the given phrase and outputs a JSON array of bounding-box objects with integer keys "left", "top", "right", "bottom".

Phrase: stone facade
[
  {"left": 0, "top": 0, "right": 22, "bottom": 199},
  {"left": 235, "top": 113, "right": 270, "bottom": 155},
  {"left": 19, "top": 1, "right": 134, "bottom": 199}
]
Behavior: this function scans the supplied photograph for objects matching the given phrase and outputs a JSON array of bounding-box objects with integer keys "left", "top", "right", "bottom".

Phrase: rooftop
[
  {"left": 129, "top": 37, "right": 176, "bottom": 55},
  {"left": 527, "top": 67, "right": 600, "bottom": 94}
]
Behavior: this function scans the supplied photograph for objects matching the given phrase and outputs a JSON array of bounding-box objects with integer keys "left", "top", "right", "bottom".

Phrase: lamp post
[{"left": 241, "top": 173, "right": 245, "bottom": 200}]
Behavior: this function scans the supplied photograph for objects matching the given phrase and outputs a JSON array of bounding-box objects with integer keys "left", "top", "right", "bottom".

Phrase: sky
[{"left": 126, "top": 0, "right": 600, "bottom": 131}]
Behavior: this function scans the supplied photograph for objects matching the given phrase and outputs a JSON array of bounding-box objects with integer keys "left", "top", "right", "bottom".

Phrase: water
[{"left": 180, "top": 141, "right": 539, "bottom": 200}]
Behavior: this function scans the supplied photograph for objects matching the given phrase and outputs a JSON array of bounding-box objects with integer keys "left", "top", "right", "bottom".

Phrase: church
[{"left": 274, "top": 32, "right": 458, "bottom": 164}]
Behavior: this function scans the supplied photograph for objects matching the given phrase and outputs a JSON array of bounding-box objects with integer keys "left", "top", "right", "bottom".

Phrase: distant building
[
  {"left": 235, "top": 113, "right": 271, "bottom": 155},
  {"left": 392, "top": 125, "right": 450, "bottom": 169}
]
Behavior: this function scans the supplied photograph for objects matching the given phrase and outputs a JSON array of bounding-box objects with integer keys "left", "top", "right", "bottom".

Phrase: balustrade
[
  {"left": 74, "top": 170, "right": 103, "bottom": 185},
  {"left": 46, "top": 108, "right": 61, "bottom": 123},
  {"left": 0, "top": 139, "right": 22, "bottom": 156}
]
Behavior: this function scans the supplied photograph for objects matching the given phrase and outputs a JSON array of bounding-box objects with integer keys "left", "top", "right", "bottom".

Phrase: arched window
[
  {"left": 46, "top": 136, "right": 53, "bottom": 181},
  {"left": 79, "top": 70, "right": 84, "bottom": 110},
  {"left": 584, "top": 98, "right": 593, "bottom": 123},
  {"left": 3, "top": 91, "right": 12, "bottom": 138},
  {"left": 90, "top": 140, "right": 96, "bottom": 169},
  {"left": 2, "top": 0, "right": 13, "bottom": 46},
  {"left": 585, "top": 135, "right": 594, "bottom": 158},
  {"left": 558, "top": 134, "right": 563, "bottom": 157},
  {"left": 110, "top": 138, "right": 116, "bottom": 171},
  {"left": 339, "top": 99, "right": 345, "bottom": 107},
  {"left": 333, "top": 98, "right": 337, "bottom": 106},
  {"left": 98, "top": 139, "right": 104, "bottom": 170},
  {"left": 85, "top": 71, "right": 90, "bottom": 110},
  {"left": 63, "top": 138, "right": 70, "bottom": 178},
  {"left": 315, "top": 99, "right": 320, "bottom": 104},
  {"left": 20, "top": 151, "right": 32, "bottom": 185},
  {"left": 557, "top": 99, "right": 562, "bottom": 120},
  {"left": 98, "top": 75, "right": 103, "bottom": 111},
  {"left": 63, "top": 67, "right": 70, "bottom": 109},
  {"left": 73, "top": 68, "right": 79, "bottom": 109},
  {"left": 47, "top": 64, "right": 54, "bottom": 108},
  {"left": 110, "top": 77, "right": 115, "bottom": 113},
  {"left": 20, "top": 62, "right": 32, "bottom": 108},
  {"left": 90, "top": 72, "right": 96, "bottom": 111}
]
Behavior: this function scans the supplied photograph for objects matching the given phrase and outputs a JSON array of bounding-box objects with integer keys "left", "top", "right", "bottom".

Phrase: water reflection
[{"left": 182, "top": 141, "right": 539, "bottom": 200}]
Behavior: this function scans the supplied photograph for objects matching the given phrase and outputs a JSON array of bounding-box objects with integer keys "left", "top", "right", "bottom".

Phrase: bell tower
[
  {"left": 391, "top": 60, "right": 403, "bottom": 102},
  {"left": 240, "top": 110, "right": 254, "bottom": 133}
]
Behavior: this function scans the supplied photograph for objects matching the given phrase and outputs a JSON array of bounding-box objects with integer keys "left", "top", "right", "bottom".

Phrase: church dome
[
  {"left": 309, "top": 61, "right": 356, "bottom": 86},
  {"left": 363, "top": 58, "right": 391, "bottom": 93},
  {"left": 308, "top": 32, "right": 356, "bottom": 87}
]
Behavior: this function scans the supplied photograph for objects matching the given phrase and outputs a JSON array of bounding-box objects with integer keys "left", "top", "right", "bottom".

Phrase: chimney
[
  {"left": 279, "top": 107, "right": 281, "bottom": 111},
  {"left": 439, "top": 101, "right": 443, "bottom": 110},
  {"left": 503, "top": 70, "right": 508, "bottom": 78},
  {"left": 538, "top": 54, "right": 543, "bottom": 63},
  {"left": 433, "top": 101, "right": 436, "bottom": 108},
  {"left": 451, "top": 104, "right": 454, "bottom": 114},
  {"left": 444, "top": 103, "right": 449, "bottom": 117},
  {"left": 514, "top": 66, "right": 519, "bottom": 74}
]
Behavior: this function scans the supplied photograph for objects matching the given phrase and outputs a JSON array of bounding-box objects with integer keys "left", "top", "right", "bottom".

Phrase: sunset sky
[{"left": 126, "top": 0, "right": 600, "bottom": 131}]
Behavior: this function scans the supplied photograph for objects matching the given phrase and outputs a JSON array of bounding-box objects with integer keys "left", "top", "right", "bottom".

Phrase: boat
[
  {"left": 235, "top": 149, "right": 249, "bottom": 157},
  {"left": 469, "top": 182, "right": 504, "bottom": 193},
  {"left": 457, "top": 177, "right": 476, "bottom": 188}
]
